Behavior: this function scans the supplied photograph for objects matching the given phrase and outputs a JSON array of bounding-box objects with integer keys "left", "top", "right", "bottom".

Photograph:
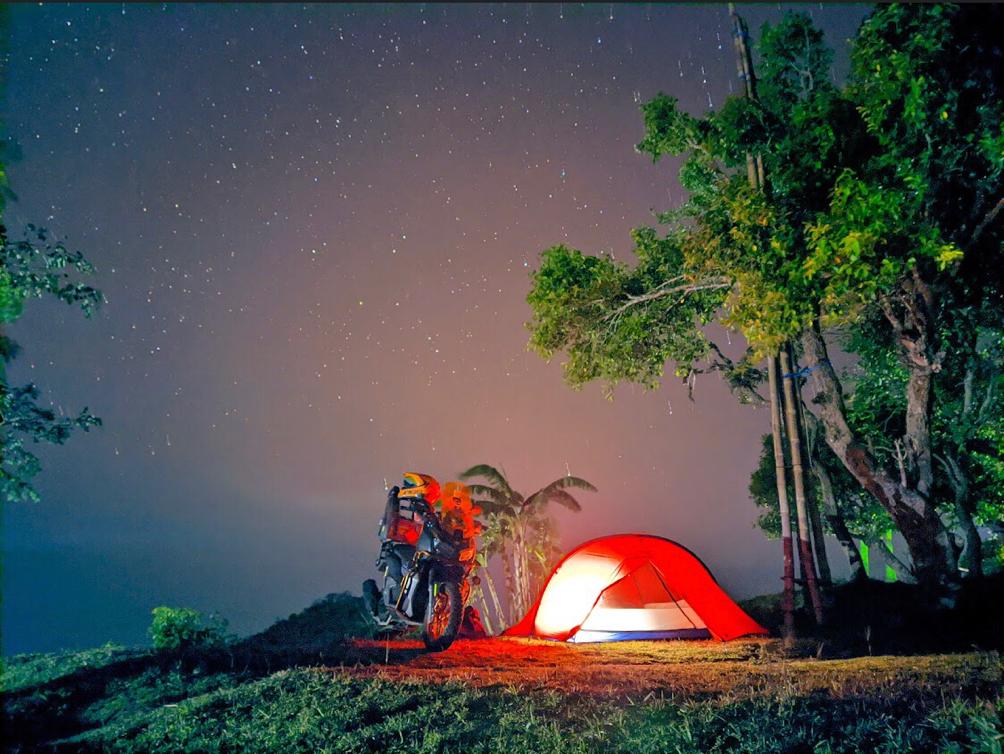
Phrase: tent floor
[{"left": 569, "top": 628, "right": 712, "bottom": 643}]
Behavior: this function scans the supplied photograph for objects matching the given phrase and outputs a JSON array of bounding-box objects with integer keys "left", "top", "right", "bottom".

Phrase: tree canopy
[{"left": 526, "top": 5, "right": 1003, "bottom": 589}]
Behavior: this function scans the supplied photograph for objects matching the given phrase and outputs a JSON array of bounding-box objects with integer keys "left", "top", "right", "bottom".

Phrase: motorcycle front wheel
[{"left": 422, "top": 578, "right": 462, "bottom": 651}]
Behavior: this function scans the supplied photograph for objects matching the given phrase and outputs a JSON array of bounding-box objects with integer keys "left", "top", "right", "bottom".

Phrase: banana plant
[{"left": 459, "top": 464, "right": 596, "bottom": 626}]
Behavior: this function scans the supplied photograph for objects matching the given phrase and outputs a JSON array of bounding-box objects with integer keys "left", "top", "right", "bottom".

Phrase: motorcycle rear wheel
[{"left": 422, "top": 579, "right": 462, "bottom": 651}]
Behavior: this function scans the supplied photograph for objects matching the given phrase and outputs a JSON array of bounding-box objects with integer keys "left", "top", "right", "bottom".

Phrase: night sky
[{"left": 3, "top": 3, "right": 868, "bottom": 654}]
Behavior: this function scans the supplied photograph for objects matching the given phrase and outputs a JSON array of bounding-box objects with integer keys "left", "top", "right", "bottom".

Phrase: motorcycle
[{"left": 362, "top": 486, "right": 474, "bottom": 651}]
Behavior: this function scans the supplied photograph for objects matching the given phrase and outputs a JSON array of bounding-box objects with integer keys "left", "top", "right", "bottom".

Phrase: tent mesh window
[{"left": 583, "top": 561, "right": 703, "bottom": 633}]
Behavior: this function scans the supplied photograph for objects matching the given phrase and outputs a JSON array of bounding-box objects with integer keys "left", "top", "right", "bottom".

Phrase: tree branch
[
  {"left": 971, "top": 195, "right": 1004, "bottom": 246},
  {"left": 603, "top": 276, "right": 732, "bottom": 321}
]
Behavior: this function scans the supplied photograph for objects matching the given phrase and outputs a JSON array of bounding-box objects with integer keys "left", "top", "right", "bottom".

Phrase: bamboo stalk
[
  {"left": 730, "top": 2, "right": 796, "bottom": 641},
  {"left": 768, "top": 355, "right": 797, "bottom": 641},
  {"left": 481, "top": 564, "right": 506, "bottom": 631},
  {"left": 476, "top": 587, "right": 495, "bottom": 636},
  {"left": 780, "top": 347, "right": 825, "bottom": 624}
]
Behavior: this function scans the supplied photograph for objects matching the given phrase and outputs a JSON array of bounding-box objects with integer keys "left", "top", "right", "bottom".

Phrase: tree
[
  {"left": 841, "top": 313, "right": 1003, "bottom": 579},
  {"left": 755, "top": 314, "right": 1004, "bottom": 583},
  {"left": 750, "top": 427, "right": 913, "bottom": 584},
  {"left": 526, "top": 6, "right": 1004, "bottom": 593},
  {"left": 0, "top": 222, "right": 104, "bottom": 502},
  {"left": 459, "top": 464, "right": 595, "bottom": 625},
  {"left": 793, "top": 5, "right": 1003, "bottom": 592}
]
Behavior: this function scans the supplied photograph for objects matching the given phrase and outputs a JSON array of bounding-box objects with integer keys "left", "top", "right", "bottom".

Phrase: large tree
[
  {"left": 753, "top": 317, "right": 1003, "bottom": 582},
  {"left": 526, "top": 6, "right": 1003, "bottom": 592}
]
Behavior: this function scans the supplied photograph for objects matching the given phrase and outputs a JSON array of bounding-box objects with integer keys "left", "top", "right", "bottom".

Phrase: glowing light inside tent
[
  {"left": 506, "top": 534, "right": 769, "bottom": 642},
  {"left": 533, "top": 553, "right": 620, "bottom": 635},
  {"left": 581, "top": 601, "right": 706, "bottom": 632}
]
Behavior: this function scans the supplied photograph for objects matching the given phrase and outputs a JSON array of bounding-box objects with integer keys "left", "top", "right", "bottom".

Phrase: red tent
[{"left": 504, "top": 534, "right": 768, "bottom": 642}]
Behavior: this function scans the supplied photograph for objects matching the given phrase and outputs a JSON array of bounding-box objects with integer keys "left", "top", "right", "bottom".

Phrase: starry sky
[{"left": 2, "top": 3, "right": 869, "bottom": 654}]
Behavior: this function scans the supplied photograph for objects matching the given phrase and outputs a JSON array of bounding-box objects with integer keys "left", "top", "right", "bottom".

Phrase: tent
[{"left": 504, "top": 534, "right": 768, "bottom": 642}]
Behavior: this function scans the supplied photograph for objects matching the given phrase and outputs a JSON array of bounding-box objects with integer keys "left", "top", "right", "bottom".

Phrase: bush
[
  {"left": 149, "top": 607, "right": 228, "bottom": 651},
  {"left": 246, "top": 592, "right": 375, "bottom": 652}
]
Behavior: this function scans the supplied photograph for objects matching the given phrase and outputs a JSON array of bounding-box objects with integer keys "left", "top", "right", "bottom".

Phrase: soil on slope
[{"left": 333, "top": 637, "right": 1001, "bottom": 698}]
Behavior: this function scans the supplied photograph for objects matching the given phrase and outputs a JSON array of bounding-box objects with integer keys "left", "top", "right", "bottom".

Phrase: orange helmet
[{"left": 398, "top": 472, "right": 440, "bottom": 506}]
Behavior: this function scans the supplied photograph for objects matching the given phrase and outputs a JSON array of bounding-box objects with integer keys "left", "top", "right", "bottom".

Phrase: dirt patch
[{"left": 328, "top": 637, "right": 1001, "bottom": 698}]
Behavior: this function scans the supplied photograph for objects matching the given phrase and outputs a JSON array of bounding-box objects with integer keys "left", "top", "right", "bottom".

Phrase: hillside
[{"left": 3, "top": 591, "right": 1002, "bottom": 753}]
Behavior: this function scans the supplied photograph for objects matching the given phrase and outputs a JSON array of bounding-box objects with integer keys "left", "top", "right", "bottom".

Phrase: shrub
[
  {"left": 149, "top": 607, "right": 228, "bottom": 651},
  {"left": 247, "top": 592, "right": 375, "bottom": 651}
]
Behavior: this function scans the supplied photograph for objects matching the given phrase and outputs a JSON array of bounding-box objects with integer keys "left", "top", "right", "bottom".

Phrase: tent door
[{"left": 577, "top": 560, "right": 707, "bottom": 634}]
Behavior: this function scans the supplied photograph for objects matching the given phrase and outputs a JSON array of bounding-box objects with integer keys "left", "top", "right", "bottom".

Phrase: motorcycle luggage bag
[{"left": 384, "top": 492, "right": 422, "bottom": 545}]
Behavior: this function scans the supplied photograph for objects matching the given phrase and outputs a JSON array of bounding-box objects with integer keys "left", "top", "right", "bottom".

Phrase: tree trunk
[
  {"left": 807, "top": 493, "right": 832, "bottom": 587},
  {"left": 885, "top": 270, "right": 938, "bottom": 498},
  {"left": 780, "top": 347, "right": 825, "bottom": 624},
  {"left": 511, "top": 542, "right": 523, "bottom": 621},
  {"left": 939, "top": 452, "right": 983, "bottom": 579},
  {"left": 767, "top": 355, "right": 796, "bottom": 641},
  {"left": 481, "top": 565, "right": 506, "bottom": 631},
  {"left": 512, "top": 520, "right": 530, "bottom": 620},
  {"left": 799, "top": 324, "right": 958, "bottom": 593},
  {"left": 866, "top": 537, "right": 914, "bottom": 582},
  {"left": 483, "top": 566, "right": 505, "bottom": 629},
  {"left": 791, "top": 355, "right": 833, "bottom": 588},
  {"left": 935, "top": 358, "right": 986, "bottom": 580},
  {"left": 955, "top": 502, "right": 983, "bottom": 579},
  {"left": 812, "top": 460, "right": 866, "bottom": 581},
  {"left": 476, "top": 588, "right": 495, "bottom": 636},
  {"left": 526, "top": 526, "right": 534, "bottom": 614},
  {"left": 500, "top": 542, "right": 517, "bottom": 624}
]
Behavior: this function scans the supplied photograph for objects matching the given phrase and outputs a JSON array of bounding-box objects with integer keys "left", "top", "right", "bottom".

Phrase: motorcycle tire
[
  {"left": 362, "top": 578, "right": 382, "bottom": 618},
  {"left": 422, "top": 578, "right": 462, "bottom": 651}
]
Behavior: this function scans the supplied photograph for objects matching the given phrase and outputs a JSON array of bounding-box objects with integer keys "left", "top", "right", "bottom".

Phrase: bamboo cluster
[{"left": 729, "top": 5, "right": 826, "bottom": 639}]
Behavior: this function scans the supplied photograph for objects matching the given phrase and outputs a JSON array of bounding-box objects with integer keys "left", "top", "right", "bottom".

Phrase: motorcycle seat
[{"left": 392, "top": 542, "right": 416, "bottom": 561}]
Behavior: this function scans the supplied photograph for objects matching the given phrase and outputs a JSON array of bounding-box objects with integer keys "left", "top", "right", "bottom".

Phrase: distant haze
[{"left": 3, "top": 3, "right": 868, "bottom": 654}]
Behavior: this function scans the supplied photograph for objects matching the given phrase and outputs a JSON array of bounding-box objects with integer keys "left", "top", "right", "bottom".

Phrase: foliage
[
  {"left": 0, "top": 643, "right": 139, "bottom": 694},
  {"left": 526, "top": 6, "right": 1004, "bottom": 587},
  {"left": 460, "top": 464, "right": 595, "bottom": 625},
  {"left": 0, "top": 224, "right": 103, "bottom": 326},
  {"left": 751, "top": 432, "right": 895, "bottom": 544},
  {"left": 0, "top": 382, "right": 103, "bottom": 502},
  {"left": 248, "top": 592, "right": 376, "bottom": 651},
  {"left": 527, "top": 10, "right": 875, "bottom": 389},
  {"left": 148, "top": 607, "right": 230, "bottom": 652},
  {"left": 526, "top": 233, "right": 744, "bottom": 398},
  {"left": 0, "top": 221, "right": 105, "bottom": 502}
]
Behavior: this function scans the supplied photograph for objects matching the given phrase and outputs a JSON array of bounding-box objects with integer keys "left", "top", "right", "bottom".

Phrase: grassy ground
[
  {"left": 3, "top": 589, "right": 1002, "bottom": 753},
  {"left": 3, "top": 637, "right": 1001, "bottom": 753}
]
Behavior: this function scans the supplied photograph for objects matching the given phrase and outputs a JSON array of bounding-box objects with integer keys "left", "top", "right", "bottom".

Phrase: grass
[
  {"left": 3, "top": 589, "right": 1002, "bottom": 753},
  {"left": 4, "top": 640, "right": 1000, "bottom": 753},
  {"left": 27, "top": 665, "right": 1003, "bottom": 754},
  {"left": 2, "top": 644, "right": 143, "bottom": 694}
]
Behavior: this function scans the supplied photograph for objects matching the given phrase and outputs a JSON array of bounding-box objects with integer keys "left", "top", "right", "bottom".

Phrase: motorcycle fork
[{"left": 395, "top": 551, "right": 429, "bottom": 615}]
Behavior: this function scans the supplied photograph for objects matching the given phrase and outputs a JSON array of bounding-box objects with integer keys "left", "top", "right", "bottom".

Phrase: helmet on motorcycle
[{"left": 398, "top": 472, "right": 441, "bottom": 506}]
